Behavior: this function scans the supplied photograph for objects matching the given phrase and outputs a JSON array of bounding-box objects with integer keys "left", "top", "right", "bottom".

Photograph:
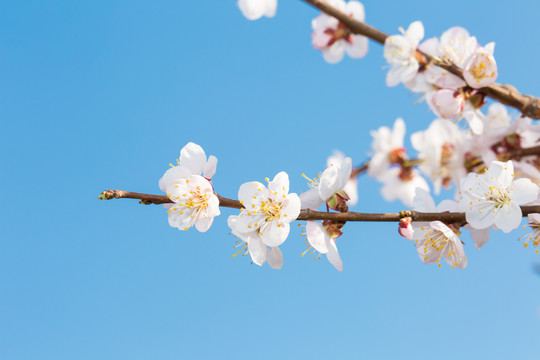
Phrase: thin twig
[
  {"left": 98, "top": 189, "right": 540, "bottom": 223},
  {"left": 301, "top": 0, "right": 540, "bottom": 119}
]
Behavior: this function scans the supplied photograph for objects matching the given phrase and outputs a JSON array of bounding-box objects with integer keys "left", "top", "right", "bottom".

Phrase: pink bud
[
  {"left": 430, "top": 89, "right": 464, "bottom": 119},
  {"left": 399, "top": 217, "right": 414, "bottom": 240}
]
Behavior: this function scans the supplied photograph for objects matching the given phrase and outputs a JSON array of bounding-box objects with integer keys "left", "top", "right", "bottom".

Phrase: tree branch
[
  {"left": 301, "top": 0, "right": 540, "bottom": 119},
  {"left": 98, "top": 189, "right": 540, "bottom": 223}
]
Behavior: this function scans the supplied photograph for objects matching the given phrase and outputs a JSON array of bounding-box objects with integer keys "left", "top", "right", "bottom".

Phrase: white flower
[
  {"left": 384, "top": 21, "right": 424, "bottom": 87},
  {"left": 166, "top": 175, "right": 221, "bottom": 232},
  {"left": 237, "top": 0, "right": 277, "bottom": 20},
  {"left": 327, "top": 151, "right": 358, "bottom": 206},
  {"left": 368, "top": 117, "right": 406, "bottom": 178},
  {"left": 459, "top": 161, "right": 539, "bottom": 232},
  {"left": 463, "top": 42, "right": 497, "bottom": 89},
  {"left": 228, "top": 215, "right": 283, "bottom": 269},
  {"left": 159, "top": 142, "right": 217, "bottom": 193},
  {"left": 412, "top": 189, "right": 467, "bottom": 269},
  {"left": 411, "top": 119, "right": 466, "bottom": 194},
  {"left": 518, "top": 214, "right": 540, "bottom": 255},
  {"left": 233, "top": 172, "right": 301, "bottom": 247},
  {"left": 311, "top": 0, "right": 368, "bottom": 64},
  {"left": 304, "top": 221, "right": 343, "bottom": 271},
  {"left": 427, "top": 89, "right": 464, "bottom": 120},
  {"left": 380, "top": 167, "right": 429, "bottom": 207},
  {"left": 299, "top": 157, "right": 352, "bottom": 210}
]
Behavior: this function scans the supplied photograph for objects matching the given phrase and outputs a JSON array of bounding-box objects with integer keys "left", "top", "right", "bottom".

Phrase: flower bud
[{"left": 430, "top": 89, "right": 464, "bottom": 119}]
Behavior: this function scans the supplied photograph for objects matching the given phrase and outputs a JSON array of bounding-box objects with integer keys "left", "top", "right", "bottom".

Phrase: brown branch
[
  {"left": 99, "top": 189, "right": 540, "bottom": 223},
  {"left": 301, "top": 0, "right": 540, "bottom": 119}
]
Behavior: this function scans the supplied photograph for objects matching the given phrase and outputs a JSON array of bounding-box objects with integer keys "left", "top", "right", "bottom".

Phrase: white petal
[
  {"left": 510, "top": 178, "right": 539, "bottom": 205},
  {"left": 345, "top": 35, "right": 368, "bottom": 59},
  {"left": 267, "top": 246, "right": 283, "bottom": 269},
  {"left": 486, "top": 161, "right": 513, "bottom": 188},
  {"left": 306, "top": 221, "right": 329, "bottom": 254},
  {"left": 326, "top": 238, "right": 343, "bottom": 271},
  {"left": 322, "top": 41, "right": 345, "bottom": 64},
  {"left": 248, "top": 236, "right": 267, "bottom": 266},
  {"left": 281, "top": 193, "right": 301, "bottom": 221},
  {"left": 406, "top": 21, "right": 424, "bottom": 45},
  {"left": 260, "top": 221, "right": 290, "bottom": 247},
  {"left": 268, "top": 171, "right": 289, "bottom": 200},
  {"left": 179, "top": 142, "right": 207, "bottom": 175},
  {"left": 195, "top": 216, "right": 214, "bottom": 232},
  {"left": 494, "top": 202, "right": 522, "bottom": 233},
  {"left": 238, "top": 181, "right": 267, "bottom": 205},
  {"left": 203, "top": 155, "right": 218, "bottom": 179},
  {"left": 470, "top": 227, "right": 490, "bottom": 249},
  {"left": 319, "top": 164, "right": 340, "bottom": 201},
  {"left": 159, "top": 166, "right": 192, "bottom": 193},
  {"left": 299, "top": 189, "right": 324, "bottom": 210},
  {"left": 413, "top": 188, "right": 436, "bottom": 212}
]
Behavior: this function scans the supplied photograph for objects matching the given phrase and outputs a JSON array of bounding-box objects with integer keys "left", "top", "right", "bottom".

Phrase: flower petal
[
  {"left": 267, "top": 246, "right": 283, "bottom": 270},
  {"left": 179, "top": 142, "right": 207, "bottom": 175},
  {"left": 326, "top": 238, "right": 343, "bottom": 271},
  {"left": 299, "top": 189, "right": 324, "bottom": 210},
  {"left": 203, "top": 155, "right": 218, "bottom": 179},
  {"left": 306, "top": 221, "right": 329, "bottom": 254},
  {"left": 248, "top": 236, "right": 267, "bottom": 266},
  {"left": 260, "top": 221, "right": 290, "bottom": 247},
  {"left": 494, "top": 202, "right": 522, "bottom": 233},
  {"left": 510, "top": 178, "right": 538, "bottom": 205}
]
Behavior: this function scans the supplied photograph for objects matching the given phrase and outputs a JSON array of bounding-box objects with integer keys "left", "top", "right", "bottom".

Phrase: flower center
[
  {"left": 323, "top": 20, "right": 353, "bottom": 47},
  {"left": 260, "top": 199, "right": 282, "bottom": 221},
  {"left": 485, "top": 186, "right": 511, "bottom": 209},
  {"left": 469, "top": 53, "right": 495, "bottom": 82}
]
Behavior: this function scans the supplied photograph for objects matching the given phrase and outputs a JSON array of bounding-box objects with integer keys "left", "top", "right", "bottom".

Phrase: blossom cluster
[{"left": 135, "top": 0, "right": 540, "bottom": 272}]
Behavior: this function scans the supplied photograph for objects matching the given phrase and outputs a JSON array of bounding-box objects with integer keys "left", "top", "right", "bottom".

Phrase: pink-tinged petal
[
  {"left": 346, "top": 0, "right": 364, "bottom": 21},
  {"left": 281, "top": 193, "right": 301, "bottom": 221},
  {"left": 494, "top": 202, "right": 522, "bottom": 233},
  {"left": 260, "top": 221, "right": 290, "bottom": 247},
  {"left": 528, "top": 213, "right": 540, "bottom": 224},
  {"left": 267, "top": 246, "right": 283, "bottom": 270},
  {"left": 463, "top": 50, "right": 498, "bottom": 89},
  {"left": 326, "top": 238, "right": 343, "bottom": 271},
  {"left": 418, "top": 36, "right": 439, "bottom": 54},
  {"left": 345, "top": 35, "right": 368, "bottom": 59},
  {"left": 203, "top": 155, "right": 218, "bottom": 179},
  {"left": 299, "top": 189, "right": 324, "bottom": 210},
  {"left": 248, "top": 236, "right": 267, "bottom": 266},
  {"left": 510, "top": 178, "right": 539, "bottom": 205},
  {"left": 399, "top": 221, "right": 414, "bottom": 240},
  {"left": 413, "top": 188, "right": 436, "bottom": 212},
  {"left": 470, "top": 227, "right": 490, "bottom": 249},
  {"left": 306, "top": 221, "right": 329, "bottom": 254},
  {"left": 268, "top": 171, "right": 289, "bottom": 200},
  {"left": 195, "top": 216, "right": 214, "bottom": 232},
  {"left": 486, "top": 161, "right": 513, "bottom": 188},
  {"left": 434, "top": 73, "right": 467, "bottom": 89},
  {"left": 159, "top": 166, "right": 192, "bottom": 192},
  {"left": 405, "top": 21, "right": 424, "bottom": 45},
  {"left": 429, "top": 89, "right": 464, "bottom": 119},
  {"left": 179, "top": 142, "right": 206, "bottom": 175},
  {"left": 322, "top": 41, "right": 345, "bottom": 64}
]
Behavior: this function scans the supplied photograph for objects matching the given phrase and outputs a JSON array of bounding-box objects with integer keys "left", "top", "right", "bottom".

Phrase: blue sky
[{"left": 1, "top": 0, "right": 540, "bottom": 359}]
